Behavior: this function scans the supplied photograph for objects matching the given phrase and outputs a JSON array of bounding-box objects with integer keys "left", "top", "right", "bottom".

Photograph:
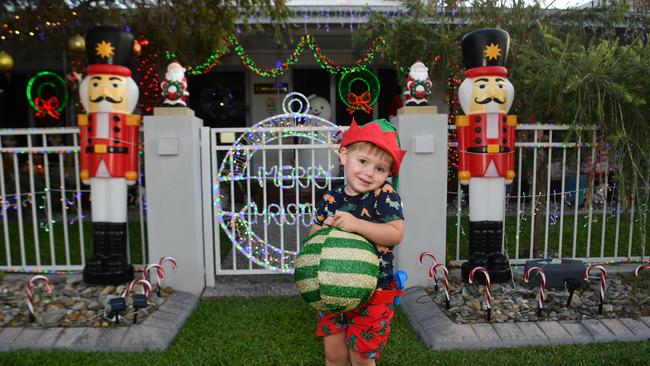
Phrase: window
[{"left": 188, "top": 71, "right": 246, "bottom": 128}]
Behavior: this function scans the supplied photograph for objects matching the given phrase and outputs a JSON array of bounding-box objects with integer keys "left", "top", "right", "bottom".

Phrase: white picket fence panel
[
  {"left": 448, "top": 124, "right": 647, "bottom": 266},
  {"left": 0, "top": 127, "right": 148, "bottom": 271},
  {"left": 2, "top": 122, "right": 646, "bottom": 275},
  {"left": 210, "top": 123, "right": 647, "bottom": 275}
]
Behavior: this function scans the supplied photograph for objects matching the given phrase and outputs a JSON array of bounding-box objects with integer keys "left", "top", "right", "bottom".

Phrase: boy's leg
[
  {"left": 350, "top": 350, "right": 376, "bottom": 366},
  {"left": 324, "top": 333, "right": 350, "bottom": 366},
  {"left": 344, "top": 292, "right": 396, "bottom": 363},
  {"left": 318, "top": 312, "right": 349, "bottom": 366}
]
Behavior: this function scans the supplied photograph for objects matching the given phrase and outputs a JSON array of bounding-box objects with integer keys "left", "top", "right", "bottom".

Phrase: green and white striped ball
[{"left": 295, "top": 227, "right": 379, "bottom": 314}]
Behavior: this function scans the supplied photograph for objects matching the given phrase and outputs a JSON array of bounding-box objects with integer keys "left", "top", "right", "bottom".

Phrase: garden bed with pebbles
[
  {"left": 427, "top": 271, "right": 650, "bottom": 323},
  {"left": 0, "top": 274, "right": 172, "bottom": 328}
]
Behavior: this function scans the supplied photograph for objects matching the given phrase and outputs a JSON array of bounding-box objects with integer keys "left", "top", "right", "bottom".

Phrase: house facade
[{"left": 0, "top": 0, "right": 453, "bottom": 130}]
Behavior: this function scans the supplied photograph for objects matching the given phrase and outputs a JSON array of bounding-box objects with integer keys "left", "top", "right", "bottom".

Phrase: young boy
[{"left": 310, "top": 119, "right": 406, "bottom": 366}]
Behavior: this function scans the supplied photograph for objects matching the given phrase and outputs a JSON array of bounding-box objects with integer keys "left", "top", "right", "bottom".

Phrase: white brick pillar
[
  {"left": 392, "top": 107, "right": 448, "bottom": 289},
  {"left": 144, "top": 108, "right": 205, "bottom": 296}
]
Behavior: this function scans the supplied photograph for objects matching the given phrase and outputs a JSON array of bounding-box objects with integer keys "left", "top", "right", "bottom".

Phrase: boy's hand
[
  {"left": 332, "top": 210, "right": 358, "bottom": 232},
  {"left": 322, "top": 216, "right": 335, "bottom": 227}
]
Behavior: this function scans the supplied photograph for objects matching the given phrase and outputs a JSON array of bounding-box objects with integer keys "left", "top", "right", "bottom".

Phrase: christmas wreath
[
  {"left": 338, "top": 68, "right": 380, "bottom": 115},
  {"left": 409, "top": 79, "right": 431, "bottom": 98},
  {"left": 162, "top": 80, "right": 185, "bottom": 100}
]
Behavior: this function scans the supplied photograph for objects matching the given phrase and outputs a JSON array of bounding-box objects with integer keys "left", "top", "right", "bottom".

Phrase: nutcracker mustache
[
  {"left": 90, "top": 96, "right": 123, "bottom": 103},
  {"left": 474, "top": 97, "right": 505, "bottom": 104}
]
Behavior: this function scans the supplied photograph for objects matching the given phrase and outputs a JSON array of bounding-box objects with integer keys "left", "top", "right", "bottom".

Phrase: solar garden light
[
  {"left": 125, "top": 278, "right": 152, "bottom": 324},
  {"left": 564, "top": 278, "right": 582, "bottom": 307},
  {"left": 108, "top": 297, "right": 127, "bottom": 324},
  {"left": 132, "top": 294, "right": 148, "bottom": 324}
]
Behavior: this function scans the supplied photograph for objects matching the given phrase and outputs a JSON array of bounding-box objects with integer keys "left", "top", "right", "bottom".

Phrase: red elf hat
[{"left": 340, "top": 119, "right": 406, "bottom": 177}]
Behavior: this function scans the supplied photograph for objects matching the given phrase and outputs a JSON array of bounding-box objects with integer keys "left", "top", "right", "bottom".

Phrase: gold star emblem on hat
[
  {"left": 484, "top": 43, "right": 501, "bottom": 61},
  {"left": 95, "top": 40, "right": 115, "bottom": 59}
]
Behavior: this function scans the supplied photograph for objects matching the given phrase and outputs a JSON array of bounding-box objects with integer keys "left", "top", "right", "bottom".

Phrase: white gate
[{"left": 207, "top": 112, "right": 346, "bottom": 275}]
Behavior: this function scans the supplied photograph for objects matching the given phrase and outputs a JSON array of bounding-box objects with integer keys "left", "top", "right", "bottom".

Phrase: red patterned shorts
[{"left": 316, "top": 290, "right": 397, "bottom": 360}]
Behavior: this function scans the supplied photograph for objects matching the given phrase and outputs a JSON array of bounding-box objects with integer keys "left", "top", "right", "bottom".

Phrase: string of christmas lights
[
  {"left": 67, "top": 53, "right": 86, "bottom": 115},
  {"left": 306, "top": 34, "right": 384, "bottom": 75},
  {"left": 229, "top": 34, "right": 306, "bottom": 78},
  {"left": 166, "top": 34, "right": 385, "bottom": 77},
  {"left": 0, "top": 13, "right": 72, "bottom": 42},
  {"left": 214, "top": 111, "right": 343, "bottom": 273},
  {"left": 136, "top": 38, "right": 160, "bottom": 114},
  {"left": 447, "top": 72, "right": 461, "bottom": 180}
]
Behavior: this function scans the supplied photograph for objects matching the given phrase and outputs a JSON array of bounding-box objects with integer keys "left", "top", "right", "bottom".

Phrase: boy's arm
[
  {"left": 331, "top": 211, "right": 404, "bottom": 247},
  {"left": 309, "top": 215, "right": 335, "bottom": 235},
  {"left": 309, "top": 224, "right": 322, "bottom": 235}
]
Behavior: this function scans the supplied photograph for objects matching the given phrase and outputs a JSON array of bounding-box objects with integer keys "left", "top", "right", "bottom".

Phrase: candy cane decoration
[
  {"left": 430, "top": 263, "right": 450, "bottom": 309},
  {"left": 145, "top": 264, "right": 165, "bottom": 291},
  {"left": 125, "top": 278, "right": 152, "bottom": 299},
  {"left": 25, "top": 275, "right": 52, "bottom": 322},
  {"left": 158, "top": 256, "right": 177, "bottom": 289},
  {"left": 634, "top": 262, "right": 650, "bottom": 277},
  {"left": 158, "top": 256, "right": 177, "bottom": 275},
  {"left": 419, "top": 252, "right": 439, "bottom": 290},
  {"left": 525, "top": 266, "right": 546, "bottom": 316},
  {"left": 584, "top": 264, "right": 607, "bottom": 314},
  {"left": 468, "top": 267, "right": 491, "bottom": 321}
]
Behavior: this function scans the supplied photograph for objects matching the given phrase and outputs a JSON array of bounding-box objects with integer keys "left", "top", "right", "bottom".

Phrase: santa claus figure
[
  {"left": 403, "top": 61, "right": 432, "bottom": 106},
  {"left": 161, "top": 62, "right": 189, "bottom": 106}
]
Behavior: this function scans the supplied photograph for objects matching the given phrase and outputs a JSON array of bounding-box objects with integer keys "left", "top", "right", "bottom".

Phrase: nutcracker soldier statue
[
  {"left": 456, "top": 28, "right": 516, "bottom": 283},
  {"left": 78, "top": 26, "right": 140, "bottom": 284}
]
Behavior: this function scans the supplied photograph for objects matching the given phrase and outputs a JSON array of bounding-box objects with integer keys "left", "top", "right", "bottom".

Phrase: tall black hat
[
  {"left": 460, "top": 28, "right": 510, "bottom": 78},
  {"left": 85, "top": 25, "right": 134, "bottom": 77}
]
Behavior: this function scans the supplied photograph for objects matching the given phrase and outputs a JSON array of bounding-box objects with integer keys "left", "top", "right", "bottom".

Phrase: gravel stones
[
  {"left": 0, "top": 274, "right": 174, "bottom": 328},
  {"left": 427, "top": 271, "right": 650, "bottom": 324}
]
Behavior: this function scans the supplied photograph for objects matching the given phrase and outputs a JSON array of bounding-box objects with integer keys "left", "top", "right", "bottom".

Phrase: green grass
[
  {"left": 0, "top": 297, "right": 648, "bottom": 365},
  {"left": 447, "top": 212, "right": 648, "bottom": 262},
  {"left": 0, "top": 221, "right": 146, "bottom": 267},
  {"left": 0, "top": 219, "right": 233, "bottom": 269},
  {"left": 0, "top": 206, "right": 646, "bottom": 269}
]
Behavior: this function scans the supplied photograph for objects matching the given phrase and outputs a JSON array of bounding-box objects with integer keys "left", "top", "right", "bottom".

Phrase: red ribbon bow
[
  {"left": 347, "top": 91, "right": 372, "bottom": 115},
  {"left": 34, "top": 97, "right": 61, "bottom": 120}
]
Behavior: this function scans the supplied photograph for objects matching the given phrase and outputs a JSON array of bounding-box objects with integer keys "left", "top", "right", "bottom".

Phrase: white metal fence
[
  {"left": 4, "top": 123, "right": 646, "bottom": 274},
  {"left": 211, "top": 122, "right": 647, "bottom": 274},
  {"left": 0, "top": 127, "right": 148, "bottom": 272},
  {"left": 449, "top": 124, "right": 647, "bottom": 265}
]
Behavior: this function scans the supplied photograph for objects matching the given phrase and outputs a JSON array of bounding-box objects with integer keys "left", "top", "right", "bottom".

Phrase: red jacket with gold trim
[
  {"left": 455, "top": 112, "right": 517, "bottom": 180},
  {"left": 77, "top": 112, "right": 141, "bottom": 184}
]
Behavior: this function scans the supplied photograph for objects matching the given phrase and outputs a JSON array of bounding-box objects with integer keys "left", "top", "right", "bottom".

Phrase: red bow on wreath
[
  {"left": 347, "top": 91, "right": 372, "bottom": 115},
  {"left": 34, "top": 97, "right": 61, "bottom": 120}
]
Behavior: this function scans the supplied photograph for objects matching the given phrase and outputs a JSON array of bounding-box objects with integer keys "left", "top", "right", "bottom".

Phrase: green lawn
[
  {"left": 447, "top": 212, "right": 647, "bottom": 262},
  {"left": 1, "top": 297, "right": 648, "bottom": 365},
  {"left": 0, "top": 221, "right": 146, "bottom": 267},
  {"left": 0, "top": 208, "right": 646, "bottom": 268}
]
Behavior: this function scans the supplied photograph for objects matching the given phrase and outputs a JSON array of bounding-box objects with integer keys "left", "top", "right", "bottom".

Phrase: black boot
[
  {"left": 106, "top": 223, "right": 128, "bottom": 271},
  {"left": 83, "top": 222, "right": 109, "bottom": 276},
  {"left": 107, "top": 222, "right": 134, "bottom": 282},
  {"left": 83, "top": 222, "right": 133, "bottom": 284},
  {"left": 461, "top": 221, "right": 489, "bottom": 282},
  {"left": 485, "top": 221, "right": 512, "bottom": 283}
]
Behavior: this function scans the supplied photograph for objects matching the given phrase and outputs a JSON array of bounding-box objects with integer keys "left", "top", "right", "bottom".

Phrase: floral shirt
[{"left": 314, "top": 181, "right": 404, "bottom": 289}]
